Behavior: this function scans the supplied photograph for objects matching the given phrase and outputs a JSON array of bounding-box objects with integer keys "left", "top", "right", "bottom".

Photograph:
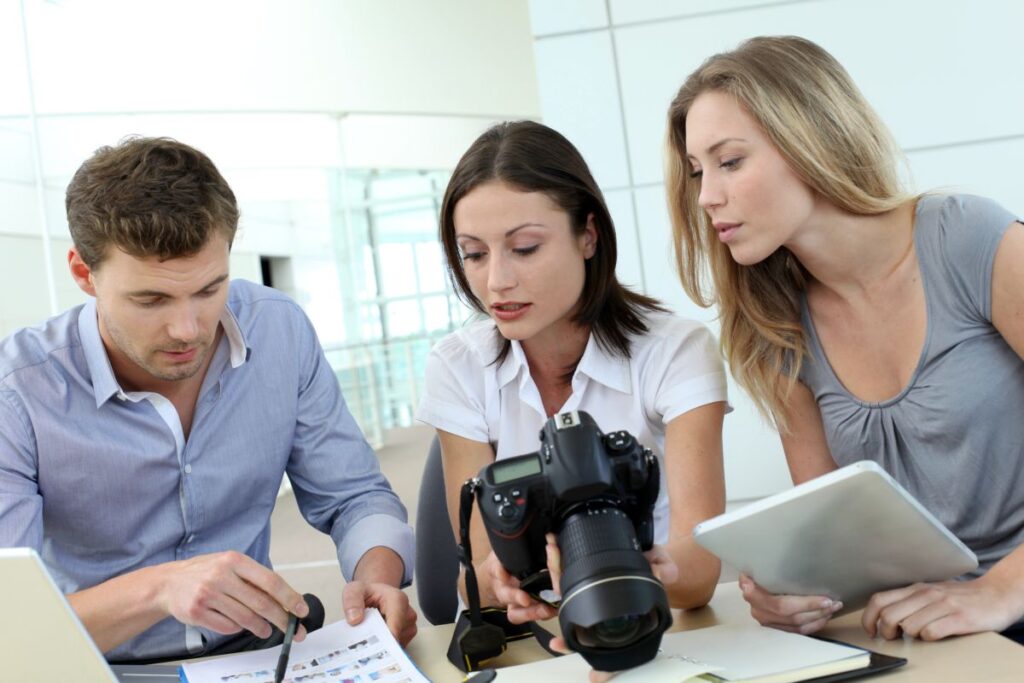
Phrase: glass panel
[
  {"left": 377, "top": 243, "right": 418, "bottom": 298},
  {"left": 416, "top": 241, "right": 446, "bottom": 293}
]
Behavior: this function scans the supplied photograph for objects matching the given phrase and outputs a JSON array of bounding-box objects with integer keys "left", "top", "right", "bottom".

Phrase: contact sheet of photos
[{"left": 180, "top": 610, "right": 428, "bottom": 683}]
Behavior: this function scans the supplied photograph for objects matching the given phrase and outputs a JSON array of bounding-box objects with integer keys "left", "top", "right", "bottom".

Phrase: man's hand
[
  {"left": 159, "top": 551, "right": 310, "bottom": 641},
  {"left": 862, "top": 576, "right": 1021, "bottom": 641},
  {"left": 739, "top": 573, "right": 842, "bottom": 635},
  {"left": 342, "top": 581, "right": 418, "bottom": 646}
]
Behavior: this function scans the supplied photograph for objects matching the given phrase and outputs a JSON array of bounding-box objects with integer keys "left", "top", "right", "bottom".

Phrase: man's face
[{"left": 73, "top": 236, "right": 231, "bottom": 389}]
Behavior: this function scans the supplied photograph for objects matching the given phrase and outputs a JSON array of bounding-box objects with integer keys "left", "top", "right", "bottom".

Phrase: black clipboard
[{"left": 801, "top": 637, "right": 907, "bottom": 682}]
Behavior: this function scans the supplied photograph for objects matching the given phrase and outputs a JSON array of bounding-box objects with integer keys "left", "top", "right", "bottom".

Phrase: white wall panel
[
  {"left": 534, "top": 32, "right": 631, "bottom": 189},
  {"left": 604, "top": 189, "right": 644, "bottom": 290},
  {"left": 0, "top": 235, "right": 52, "bottom": 337},
  {"left": 614, "top": 0, "right": 1024, "bottom": 185},
  {"left": 632, "top": 185, "right": 711, "bottom": 322},
  {"left": 35, "top": 114, "right": 342, "bottom": 180},
  {"left": 0, "top": 1, "right": 30, "bottom": 117},
  {"left": 529, "top": 0, "right": 608, "bottom": 35},
  {"left": 0, "top": 125, "right": 34, "bottom": 182},
  {"left": 0, "top": 182, "right": 41, "bottom": 237},
  {"left": 340, "top": 115, "right": 498, "bottom": 171},
  {"left": 721, "top": 381, "right": 793, "bottom": 500},
  {"left": 906, "top": 138, "right": 1024, "bottom": 213},
  {"left": 22, "top": 0, "right": 540, "bottom": 119},
  {"left": 609, "top": 0, "right": 797, "bottom": 24}
]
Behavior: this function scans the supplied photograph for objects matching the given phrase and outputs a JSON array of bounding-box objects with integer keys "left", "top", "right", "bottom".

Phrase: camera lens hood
[{"left": 559, "top": 572, "right": 671, "bottom": 671}]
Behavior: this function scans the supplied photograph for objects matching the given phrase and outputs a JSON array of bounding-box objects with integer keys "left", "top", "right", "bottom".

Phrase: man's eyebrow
[
  {"left": 456, "top": 223, "right": 547, "bottom": 242},
  {"left": 126, "top": 274, "right": 229, "bottom": 298}
]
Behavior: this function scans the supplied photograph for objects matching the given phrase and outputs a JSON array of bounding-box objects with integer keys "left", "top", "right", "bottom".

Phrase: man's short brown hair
[{"left": 66, "top": 136, "right": 239, "bottom": 268}]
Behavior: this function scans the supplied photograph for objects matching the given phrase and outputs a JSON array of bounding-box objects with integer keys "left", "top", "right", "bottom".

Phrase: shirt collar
[
  {"left": 493, "top": 330, "right": 633, "bottom": 395},
  {"left": 78, "top": 298, "right": 250, "bottom": 409}
]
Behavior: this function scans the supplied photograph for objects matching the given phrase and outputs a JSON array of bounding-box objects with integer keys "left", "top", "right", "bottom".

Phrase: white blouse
[{"left": 416, "top": 311, "right": 730, "bottom": 543}]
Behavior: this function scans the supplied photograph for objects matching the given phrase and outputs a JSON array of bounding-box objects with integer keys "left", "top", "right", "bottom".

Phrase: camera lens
[
  {"left": 573, "top": 610, "right": 660, "bottom": 648},
  {"left": 555, "top": 504, "right": 671, "bottom": 671}
]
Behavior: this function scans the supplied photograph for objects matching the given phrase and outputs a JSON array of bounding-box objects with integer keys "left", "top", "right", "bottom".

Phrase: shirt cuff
[
  {"left": 660, "top": 370, "right": 732, "bottom": 423},
  {"left": 338, "top": 513, "right": 415, "bottom": 587}
]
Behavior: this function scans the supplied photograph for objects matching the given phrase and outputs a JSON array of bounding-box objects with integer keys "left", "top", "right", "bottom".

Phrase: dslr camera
[{"left": 476, "top": 410, "right": 671, "bottom": 671}]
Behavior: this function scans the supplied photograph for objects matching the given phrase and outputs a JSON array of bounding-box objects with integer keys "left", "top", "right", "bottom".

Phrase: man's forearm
[
  {"left": 67, "top": 563, "right": 172, "bottom": 654},
  {"left": 352, "top": 546, "right": 406, "bottom": 587}
]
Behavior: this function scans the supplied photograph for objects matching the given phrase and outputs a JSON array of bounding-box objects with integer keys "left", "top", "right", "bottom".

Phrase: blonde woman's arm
[{"left": 740, "top": 379, "right": 843, "bottom": 634}]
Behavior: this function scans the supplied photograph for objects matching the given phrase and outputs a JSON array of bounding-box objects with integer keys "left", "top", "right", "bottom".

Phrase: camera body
[
  {"left": 477, "top": 410, "right": 658, "bottom": 588},
  {"left": 476, "top": 410, "right": 670, "bottom": 671}
]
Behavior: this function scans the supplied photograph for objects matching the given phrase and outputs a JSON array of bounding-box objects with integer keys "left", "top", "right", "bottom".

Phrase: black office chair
[{"left": 415, "top": 436, "right": 461, "bottom": 625}]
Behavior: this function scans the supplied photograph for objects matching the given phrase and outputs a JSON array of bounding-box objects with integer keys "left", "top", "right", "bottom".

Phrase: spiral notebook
[{"left": 478, "top": 624, "right": 905, "bottom": 683}]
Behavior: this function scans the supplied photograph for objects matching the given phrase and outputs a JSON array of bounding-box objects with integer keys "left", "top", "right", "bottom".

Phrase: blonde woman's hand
[{"left": 739, "top": 573, "right": 842, "bottom": 635}]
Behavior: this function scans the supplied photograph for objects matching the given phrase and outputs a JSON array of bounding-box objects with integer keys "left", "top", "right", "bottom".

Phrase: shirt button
[
  {"left": 117, "top": 391, "right": 128, "bottom": 401},
  {"left": 184, "top": 464, "right": 193, "bottom": 474}
]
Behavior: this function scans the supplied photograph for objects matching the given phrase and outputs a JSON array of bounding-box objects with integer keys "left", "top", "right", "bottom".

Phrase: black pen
[{"left": 274, "top": 613, "right": 299, "bottom": 683}]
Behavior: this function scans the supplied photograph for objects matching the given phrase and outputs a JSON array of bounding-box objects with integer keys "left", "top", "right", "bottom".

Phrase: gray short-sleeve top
[{"left": 800, "top": 194, "right": 1024, "bottom": 575}]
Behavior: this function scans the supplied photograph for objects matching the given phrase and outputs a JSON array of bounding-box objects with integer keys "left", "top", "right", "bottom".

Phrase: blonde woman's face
[
  {"left": 453, "top": 180, "right": 596, "bottom": 343},
  {"left": 684, "top": 91, "right": 818, "bottom": 266}
]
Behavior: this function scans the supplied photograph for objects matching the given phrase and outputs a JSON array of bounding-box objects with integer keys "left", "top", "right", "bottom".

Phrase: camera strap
[{"left": 447, "top": 478, "right": 563, "bottom": 673}]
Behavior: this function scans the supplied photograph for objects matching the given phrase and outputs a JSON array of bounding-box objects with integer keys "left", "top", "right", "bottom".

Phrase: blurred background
[{"left": 3, "top": 0, "right": 1023, "bottom": 516}]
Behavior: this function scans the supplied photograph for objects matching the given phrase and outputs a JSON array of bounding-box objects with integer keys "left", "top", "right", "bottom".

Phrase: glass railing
[{"left": 323, "top": 331, "right": 454, "bottom": 448}]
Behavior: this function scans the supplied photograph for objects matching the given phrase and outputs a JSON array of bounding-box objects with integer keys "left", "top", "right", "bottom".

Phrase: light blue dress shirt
[{"left": 0, "top": 280, "right": 414, "bottom": 661}]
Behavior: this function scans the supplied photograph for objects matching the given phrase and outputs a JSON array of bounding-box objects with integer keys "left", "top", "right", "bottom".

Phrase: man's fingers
[
  {"left": 194, "top": 607, "right": 245, "bottom": 636},
  {"left": 375, "top": 587, "right": 412, "bottom": 639},
  {"left": 342, "top": 581, "right": 369, "bottom": 624},
  {"left": 202, "top": 590, "right": 274, "bottom": 639},
  {"left": 231, "top": 553, "right": 308, "bottom": 619},
  {"left": 397, "top": 607, "right": 419, "bottom": 646}
]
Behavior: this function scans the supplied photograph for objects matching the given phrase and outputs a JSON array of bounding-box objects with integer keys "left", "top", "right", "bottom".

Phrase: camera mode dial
[{"left": 493, "top": 488, "right": 527, "bottom": 525}]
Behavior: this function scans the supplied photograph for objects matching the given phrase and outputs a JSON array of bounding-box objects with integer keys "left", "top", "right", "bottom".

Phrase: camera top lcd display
[{"left": 491, "top": 454, "right": 542, "bottom": 484}]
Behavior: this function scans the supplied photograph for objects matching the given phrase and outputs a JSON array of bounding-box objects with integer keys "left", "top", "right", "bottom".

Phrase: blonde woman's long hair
[{"left": 666, "top": 36, "right": 909, "bottom": 431}]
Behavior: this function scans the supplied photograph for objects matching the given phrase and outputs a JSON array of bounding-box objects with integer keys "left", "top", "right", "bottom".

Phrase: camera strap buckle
[{"left": 448, "top": 478, "right": 563, "bottom": 673}]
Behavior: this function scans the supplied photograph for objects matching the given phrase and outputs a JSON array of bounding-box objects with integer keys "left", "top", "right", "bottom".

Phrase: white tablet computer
[{"left": 692, "top": 461, "right": 978, "bottom": 611}]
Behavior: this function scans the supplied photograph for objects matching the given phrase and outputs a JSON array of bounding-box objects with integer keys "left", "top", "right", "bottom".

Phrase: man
[{"left": 0, "top": 137, "right": 417, "bottom": 662}]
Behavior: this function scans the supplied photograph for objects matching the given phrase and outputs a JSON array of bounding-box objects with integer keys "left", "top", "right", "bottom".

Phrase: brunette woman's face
[
  {"left": 684, "top": 90, "right": 818, "bottom": 265},
  {"left": 453, "top": 181, "right": 597, "bottom": 342}
]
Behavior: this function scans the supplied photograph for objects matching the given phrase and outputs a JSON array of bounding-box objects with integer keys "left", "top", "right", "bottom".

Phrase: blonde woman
[{"left": 667, "top": 36, "right": 1024, "bottom": 644}]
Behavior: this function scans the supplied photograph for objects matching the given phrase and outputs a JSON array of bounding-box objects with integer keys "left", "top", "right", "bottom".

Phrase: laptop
[
  {"left": 692, "top": 460, "right": 979, "bottom": 611},
  {"left": 0, "top": 547, "right": 179, "bottom": 682}
]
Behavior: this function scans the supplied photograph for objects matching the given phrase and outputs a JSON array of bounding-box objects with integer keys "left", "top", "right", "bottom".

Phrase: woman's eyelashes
[
  {"left": 720, "top": 156, "right": 744, "bottom": 171},
  {"left": 460, "top": 244, "right": 541, "bottom": 262},
  {"left": 688, "top": 156, "right": 743, "bottom": 178}
]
